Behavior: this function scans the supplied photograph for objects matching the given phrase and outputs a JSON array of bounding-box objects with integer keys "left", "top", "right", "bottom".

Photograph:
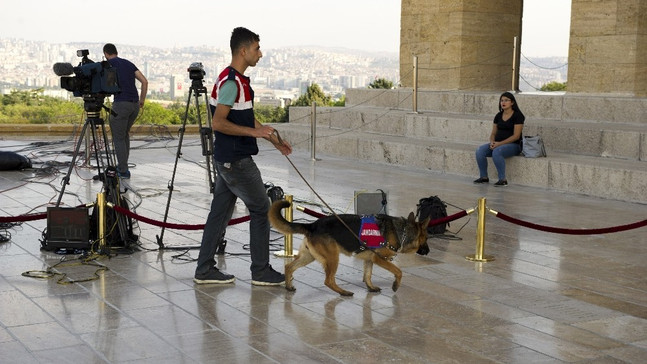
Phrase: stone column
[
  {"left": 400, "top": 0, "right": 523, "bottom": 91},
  {"left": 568, "top": 0, "right": 647, "bottom": 95}
]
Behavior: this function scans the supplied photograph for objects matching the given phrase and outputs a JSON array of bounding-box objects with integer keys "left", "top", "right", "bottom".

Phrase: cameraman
[{"left": 103, "top": 43, "right": 148, "bottom": 179}]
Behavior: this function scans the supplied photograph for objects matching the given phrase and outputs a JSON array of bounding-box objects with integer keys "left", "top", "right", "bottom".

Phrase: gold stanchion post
[
  {"left": 97, "top": 192, "right": 107, "bottom": 254},
  {"left": 466, "top": 197, "right": 495, "bottom": 262},
  {"left": 274, "top": 194, "right": 298, "bottom": 257}
]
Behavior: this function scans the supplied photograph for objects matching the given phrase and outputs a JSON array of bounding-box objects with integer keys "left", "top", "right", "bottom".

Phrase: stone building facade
[{"left": 400, "top": 0, "right": 647, "bottom": 96}]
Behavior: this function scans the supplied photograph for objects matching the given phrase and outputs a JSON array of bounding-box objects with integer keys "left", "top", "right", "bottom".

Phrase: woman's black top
[{"left": 494, "top": 111, "right": 525, "bottom": 144}]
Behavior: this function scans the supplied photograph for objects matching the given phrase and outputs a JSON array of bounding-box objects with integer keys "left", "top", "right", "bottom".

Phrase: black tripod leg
[
  {"left": 99, "top": 119, "right": 131, "bottom": 247},
  {"left": 56, "top": 121, "right": 90, "bottom": 207},
  {"left": 199, "top": 90, "right": 217, "bottom": 192},
  {"left": 88, "top": 118, "right": 106, "bottom": 181},
  {"left": 99, "top": 116, "right": 117, "bottom": 170},
  {"left": 156, "top": 87, "right": 194, "bottom": 249}
]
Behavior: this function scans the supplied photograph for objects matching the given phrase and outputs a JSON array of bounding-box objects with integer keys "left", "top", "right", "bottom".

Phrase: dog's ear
[
  {"left": 420, "top": 216, "right": 431, "bottom": 231},
  {"left": 407, "top": 212, "right": 415, "bottom": 222}
]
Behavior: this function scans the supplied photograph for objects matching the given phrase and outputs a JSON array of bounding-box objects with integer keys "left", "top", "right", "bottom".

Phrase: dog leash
[
  {"left": 272, "top": 130, "right": 364, "bottom": 244},
  {"left": 273, "top": 130, "right": 406, "bottom": 259}
]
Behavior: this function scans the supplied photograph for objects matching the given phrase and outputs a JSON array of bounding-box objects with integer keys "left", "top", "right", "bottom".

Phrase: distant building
[
  {"left": 44, "top": 89, "right": 70, "bottom": 100},
  {"left": 340, "top": 75, "right": 357, "bottom": 89},
  {"left": 298, "top": 81, "right": 310, "bottom": 96},
  {"left": 254, "top": 88, "right": 296, "bottom": 108},
  {"left": 169, "top": 75, "right": 185, "bottom": 99},
  {"left": 256, "top": 98, "right": 285, "bottom": 108},
  {"left": 143, "top": 62, "right": 150, "bottom": 79}
]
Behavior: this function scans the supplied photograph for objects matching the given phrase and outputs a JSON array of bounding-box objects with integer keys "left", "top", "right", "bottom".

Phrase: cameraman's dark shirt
[{"left": 108, "top": 57, "right": 139, "bottom": 102}]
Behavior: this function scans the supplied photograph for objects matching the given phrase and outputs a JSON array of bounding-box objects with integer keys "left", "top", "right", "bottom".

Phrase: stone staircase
[{"left": 272, "top": 89, "right": 647, "bottom": 204}]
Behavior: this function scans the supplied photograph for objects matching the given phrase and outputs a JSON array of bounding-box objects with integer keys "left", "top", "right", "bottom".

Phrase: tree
[
  {"left": 331, "top": 94, "right": 346, "bottom": 107},
  {"left": 255, "top": 105, "right": 288, "bottom": 124},
  {"left": 368, "top": 78, "right": 393, "bottom": 89},
  {"left": 291, "top": 83, "right": 332, "bottom": 106},
  {"left": 0, "top": 89, "right": 188, "bottom": 125},
  {"left": 166, "top": 100, "right": 204, "bottom": 125},
  {"left": 0, "top": 89, "right": 83, "bottom": 124},
  {"left": 1, "top": 89, "right": 43, "bottom": 106},
  {"left": 135, "top": 102, "right": 182, "bottom": 125},
  {"left": 540, "top": 81, "right": 567, "bottom": 92}
]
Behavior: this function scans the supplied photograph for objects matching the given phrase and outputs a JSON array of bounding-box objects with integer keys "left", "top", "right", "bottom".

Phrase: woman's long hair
[{"left": 498, "top": 91, "right": 522, "bottom": 113}]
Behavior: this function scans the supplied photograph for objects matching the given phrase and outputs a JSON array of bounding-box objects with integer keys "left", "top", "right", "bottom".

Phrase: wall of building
[
  {"left": 401, "top": 0, "right": 647, "bottom": 95},
  {"left": 568, "top": 0, "right": 647, "bottom": 95},
  {"left": 399, "top": 0, "right": 522, "bottom": 91}
]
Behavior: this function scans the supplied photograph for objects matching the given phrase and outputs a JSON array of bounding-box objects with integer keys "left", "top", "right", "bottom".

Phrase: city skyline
[
  {"left": 0, "top": 1, "right": 571, "bottom": 57},
  {"left": 0, "top": 37, "right": 566, "bottom": 100},
  {"left": 0, "top": 39, "right": 402, "bottom": 103}
]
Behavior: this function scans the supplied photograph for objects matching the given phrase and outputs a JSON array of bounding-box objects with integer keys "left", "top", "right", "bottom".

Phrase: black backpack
[{"left": 416, "top": 196, "right": 448, "bottom": 235}]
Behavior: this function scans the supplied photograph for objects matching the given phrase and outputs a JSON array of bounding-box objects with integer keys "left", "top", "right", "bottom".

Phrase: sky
[{"left": 0, "top": 0, "right": 570, "bottom": 57}]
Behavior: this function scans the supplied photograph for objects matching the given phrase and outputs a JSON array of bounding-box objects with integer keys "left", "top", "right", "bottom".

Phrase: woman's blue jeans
[{"left": 475, "top": 143, "right": 521, "bottom": 181}]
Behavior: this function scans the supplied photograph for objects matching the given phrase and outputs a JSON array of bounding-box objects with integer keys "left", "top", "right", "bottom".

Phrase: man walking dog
[{"left": 194, "top": 27, "right": 292, "bottom": 285}]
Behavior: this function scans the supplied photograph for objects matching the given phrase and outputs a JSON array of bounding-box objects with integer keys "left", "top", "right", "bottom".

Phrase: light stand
[{"left": 156, "top": 64, "right": 217, "bottom": 249}]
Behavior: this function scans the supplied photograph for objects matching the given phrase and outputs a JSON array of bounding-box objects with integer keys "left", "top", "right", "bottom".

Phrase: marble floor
[{"left": 0, "top": 134, "right": 646, "bottom": 363}]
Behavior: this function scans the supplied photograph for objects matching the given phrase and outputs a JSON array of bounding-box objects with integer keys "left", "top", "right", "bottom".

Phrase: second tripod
[{"left": 156, "top": 63, "right": 216, "bottom": 249}]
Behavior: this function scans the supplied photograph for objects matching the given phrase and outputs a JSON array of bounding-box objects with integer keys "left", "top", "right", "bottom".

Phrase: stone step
[
  {"left": 289, "top": 106, "right": 647, "bottom": 161},
  {"left": 346, "top": 89, "right": 647, "bottom": 125},
  {"left": 273, "top": 122, "right": 647, "bottom": 204}
]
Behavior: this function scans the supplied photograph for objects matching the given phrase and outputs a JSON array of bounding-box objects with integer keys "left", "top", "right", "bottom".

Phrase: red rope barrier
[
  {"left": 112, "top": 205, "right": 250, "bottom": 230},
  {"left": 298, "top": 206, "right": 328, "bottom": 218},
  {"left": 7, "top": 201, "right": 642, "bottom": 236},
  {"left": 0, "top": 212, "right": 47, "bottom": 223},
  {"left": 429, "top": 210, "right": 468, "bottom": 228},
  {"left": 493, "top": 211, "right": 647, "bottom": 235},
  {"left": 0, "top": 205, "right": 250, "bottom": 230},
  {"left": 0, "top": 204, "right": 88, "bottom": 223}
]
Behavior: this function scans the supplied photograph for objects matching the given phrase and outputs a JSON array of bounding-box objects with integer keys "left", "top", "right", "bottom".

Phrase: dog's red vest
[{"left": 359, "top": 216, "right": 385, "bottom": 248}]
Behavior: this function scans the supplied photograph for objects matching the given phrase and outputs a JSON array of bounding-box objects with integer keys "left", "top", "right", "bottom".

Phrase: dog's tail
[{"left": 268, "top": 200, "right": 312, "bottom": 236}]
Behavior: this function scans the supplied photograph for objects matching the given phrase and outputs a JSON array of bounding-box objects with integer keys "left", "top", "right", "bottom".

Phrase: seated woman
[{"left": 474, "top": 92, "right": 524, "bottom": 187}]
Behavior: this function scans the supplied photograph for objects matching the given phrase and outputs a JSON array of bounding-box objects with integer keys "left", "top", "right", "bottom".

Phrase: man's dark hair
[
  {"left": 103, "top": 43, "right": 118, "bottom": 56},
  {"left": 230, "top": 27, "right": 260, "bottom": 54}
]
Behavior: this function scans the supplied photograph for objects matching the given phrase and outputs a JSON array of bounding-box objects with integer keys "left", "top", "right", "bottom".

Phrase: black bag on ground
[
  {"left": 0, "top": 151, "right": 32, "bottom": 171},
  {"left": 416, "top": 196, "right": 448, "bottom": 235}
]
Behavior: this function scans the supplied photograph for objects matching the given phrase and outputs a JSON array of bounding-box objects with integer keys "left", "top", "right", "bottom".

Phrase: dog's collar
[
  {"left": 391, "top": 216, "right": 409, "bottom": 252},
  {"left": 380, "top": 224, "right": 407, "bottom": 259},
  {"left": 394, "top": 227, "right": 407, "bottom": 252}
]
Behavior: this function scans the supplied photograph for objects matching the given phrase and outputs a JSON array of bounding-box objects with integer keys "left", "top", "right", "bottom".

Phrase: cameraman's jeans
[
  {"left": 475, "top": 143, "right": 521, "bottom": 181},
  {"left": 109, "top": 101, "right": 139, "bottom": 174},
  {"left": 195, "top": 157, "right": 271, "bottom": 278}
]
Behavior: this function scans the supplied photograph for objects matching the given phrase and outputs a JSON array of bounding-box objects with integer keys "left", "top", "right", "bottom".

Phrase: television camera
[
  {"left": 53, "top": 49, "right": 121, "bottom": 102},
  {"left": 188, "top": 62, "right": 205, "bottom": 81}
]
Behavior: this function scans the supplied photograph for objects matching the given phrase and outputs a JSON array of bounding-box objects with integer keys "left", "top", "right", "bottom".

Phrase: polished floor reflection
[{"left": 1, "top": 136, "right": 646, "bottom": 363}]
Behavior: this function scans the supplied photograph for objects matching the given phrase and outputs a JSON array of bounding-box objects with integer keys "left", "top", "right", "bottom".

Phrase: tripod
[
  {"left": 156, "top": 73, "right": 217, "bottom": 249},
  {"left": 54, "top": 95, "right": 131, "bottom": 250},
  {"left": 56, "top": 96, "right": 113, "bottom": 206}
]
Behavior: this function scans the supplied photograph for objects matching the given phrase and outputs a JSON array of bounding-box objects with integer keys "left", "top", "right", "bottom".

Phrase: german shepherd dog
[{"left": 269, "top": 200, "right": 430, "bottom": 296}]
